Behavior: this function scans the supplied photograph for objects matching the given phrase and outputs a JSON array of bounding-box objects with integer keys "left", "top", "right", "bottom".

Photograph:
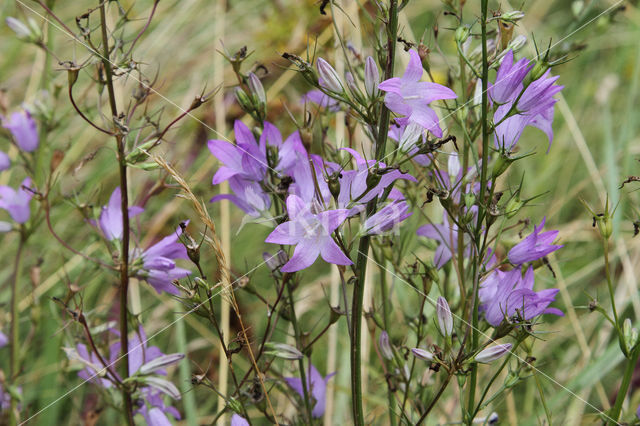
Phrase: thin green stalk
[
  {"left": 609, "top": 346, "right": 640, "bottom": 424},
  {"left": 9, "top": 233, "right": 26, "bottom": 426},
  {"left": 350, "top": 2, "right": 398, "bottom": 424},
  {"left": 603, "top": 241, "right": 619, "bottom": 327},
  {"left": 98, "top": 3, "right": 134, "bottom": 424},
  {"left": 175, "top": 302, "right": 198, "bottom": 426},
  {"left": 467, "top": 1, "right": 489, "bottom": 421},
  {"left": 286, "top": 281, "right": 313, "bottom": 423}
]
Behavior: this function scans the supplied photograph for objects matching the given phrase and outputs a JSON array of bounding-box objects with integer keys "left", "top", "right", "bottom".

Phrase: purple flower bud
[
  {"left": 0, "top": 331, "right": 8, "bottom": 348},
  {"left": 139, "top": 353, "right": 185, "bottom": 375},
  {"left": 0, "top": 151, "right": 10, "bottom": 171},
  {"left": 248, "top": 72, "right": 266, "bottom": 105},
  {"left": 379, "top": 331, "right": 393, "bottom": 360},
  {"left": 0, "top": 177, "right": 33, "bottom": 224},
  {"left": 317, "top": 58, "right": 344, "bottom": 93},
  {"left": 361, "top": 201, "right": 412, "bottom": 235},
  {"left": 364, "top": 56, "right": 380, "bottom": 97},
  {"left": 263, "top": 342, "right": 303, "bottom": 360},
  {"left": 5, "top": 17, "right": 31, "bottom": 40},
  {"left": 508, "top": 217, "right": 562, "bottom": 265},
  {"left": 411, "top": 348, "right": 434, "bottom": 362},
  {"left": 2, "top": 110, "right": 39, "bottom": 152},
  {"left": 231, "top": 414, "right": 250, "bottom": 426},
  {"left": 436, "top": 296, "right": 453, "bottom": 337},
  {"left": 474, "top": 343, "right": 512, "bottom": 364}
]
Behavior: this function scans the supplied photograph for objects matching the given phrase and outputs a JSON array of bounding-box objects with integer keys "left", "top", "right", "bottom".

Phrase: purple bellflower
[
  {"left": 0, "top": 177, "right": 33, "bottom": 224},
  {"left": 2, "top": 110, "right": 39, "bottom": 152},
  {"left": 132, "top": 224, "right": 191, "bottom": 295},
  {"left": 67, "top": 326, "right": 183, "bottom": 425},
  {"left": 490, "top": 51, "right": 563, "bottom": 151},
  {"left": 231, "top": 414, "right": 250, "bottom": 426},
  {"left": 417, "top": 211, "right": 470, "bottom": 269},
  {"left": 378, "top": 49, "right": 457, "bottom": 137},
  {"left": 0, "top": 330, "right": 8, "bottom": 347},
  {"left": 480, "top": 266, "right": 563, "bottom": 326},
  {"left": 388, "top": 121, "right": 431, "bottom": 166},
  {"left": 210, "top": 178, "right": 271, "bottom": 219},
  {"left": 508, "top": 217, "right": 562, "bottom": 265},
  {"left": 285, "top": 363, "right": 336, "bottom": 418},
  {"left": 302, "top": 89, "right": 340, "bottom": 112},
  {"left": 208, "top": 120, "right": 267, "bottom": 185},
  {"left": 265, "top": 194, "right": 351, "bottom": 272},
  {"left": 99, "top": 187, "right": 144, "bottom": 241},
  {"left": 361, "top": 201, "right": 412, "bottom": 235}
]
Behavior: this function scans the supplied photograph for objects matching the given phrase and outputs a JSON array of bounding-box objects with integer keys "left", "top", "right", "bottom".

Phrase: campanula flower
[
  {"left": 364, "top": 56, "right": 380, "bottom": 97},
  {"left": 388, "top": 122, "right": 431, "bottom": 166},
  {"left": 2, "top": 110, "right": 39, "bottom": 152},
  {"left": 265, "top": 194, "right": 351, "bottom": 272},
  {"left": 0, "top": 177, "right": 33, "bottom": 224},
  {"left": 436, "top": 296, "right": 453, "bottom": 337},
  {"left": 99, "top": 187, "right": 144, "bottom": 241},
  {"left": 0, "top": 330, "right": 8, "bottom": 348},
  {"left": 480, "top": 266, "right": 563, "bottom": 326},
  {"left": 132, "top": 224, "right": 191, "bottom": 295},
  {"left": 378, "top": 49, "right": 457, "bottom": 137},
  {"left": 210, "top": 178, "right": 271, "bottom": 219},
  {"left": 508, "top": 217, "right": 562, "bottom": 265},
  {"left": 302, "top": 89, "right": 340, "bottom": 112},
  {"left": 316, "top": 58, "right": 344, "bottom": 93},
  {"left": 417, "top": 212, "right": 470, "bottom": 269},
  {"left": 284, "top": 362, "right": 336, "bottom": 418},
  {"left": 361, "top": 201, "right": 412, "bottom": 235},
  {"left": 231, "top": 414, "right": 250, "bottom": 426},
  {"left": 489, "top": 50, "right": 531, "bottom": 105},
  {"left": 208, "top": 120, "right": 267, "bottom": 184},
  {"left": 475, "top": 343, "right": 512, "bottom": 363}
]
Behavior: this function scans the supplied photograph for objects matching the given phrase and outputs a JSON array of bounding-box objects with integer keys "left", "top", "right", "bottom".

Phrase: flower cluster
[{"left": 66, "top": 326, "right": 183, "bottom": 425}]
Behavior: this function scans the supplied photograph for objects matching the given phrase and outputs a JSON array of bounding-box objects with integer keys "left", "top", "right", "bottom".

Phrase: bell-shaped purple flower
[
  {"left": 417, "top": 212, "right": 471, "bottom": 269},
  {"left": 285, "top": 362, "right": 335, "bottom": 418},
  {"left": 489, "top": 50, "right": 532, "bottom": 104},
  {"left": 133, "top": 224, "right": 191, "bottom": 294},
  {"left": 302, "top": 90, "right": 340, "bottom": 112},
  {"left": 0, "top": 330, "right": 8, "bottom": 348},
  {"left": 208, "top": 120, "right": 267, "bottom": 184},
  {"left": 0, "top": 177, "right": 33, "bottom": 224},
  {"left": 508, "top": 217, "right": 562, "bottom": 265},
  {"left": 378, "top": 49, "right": 457, "bottom": 137},
  {"left": 99, "top": 187, "right": 144, "bottom": 241},
  {"left": 361, "top": 201, "right": 412, "bottom": 235},
  {"left": 2, "top": 110, "right": 39, "bottom": 152},
  {"left": 231, "top": 414, "right": 250, "bottom": 426},
  {"left": 265, "top": 195, "right": 351, "bottom": 272}
]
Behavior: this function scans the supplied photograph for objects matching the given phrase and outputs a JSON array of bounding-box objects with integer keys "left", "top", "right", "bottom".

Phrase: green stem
[
  {"left": 603, "top": 241, "right": 619, "bottom": 327},
  {"left": 350, "top": 2, "right": 398, "bottom": 424},
  {"left": 98, "top": 3, "right": 134, "bottom": 424},
  {"left": 609, "top": 346, "right": 640, "bottom": 424},
  {"left": 9, "top": 233, "right": 26, "bottom": 426},
  {"left": 467, "top": 1, "right": 489, "bottom": 422},
  {"left": 286, "top": 281, "right": 313, "bottom": 422}
]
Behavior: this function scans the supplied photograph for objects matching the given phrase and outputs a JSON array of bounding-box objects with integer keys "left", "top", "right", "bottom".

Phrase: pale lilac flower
[
  {"left": 248, "top": 72, "right": 266, "bottom": 105},
  {"left": 493, "top": 67, "right": 563, "bottom": 151},
  {"left": 260, "top": 121, "right": 307, "bottom": 174},
  {"left": 0, "top": 151, "right": 10, "bottom": 171},
  {"left": 388, "top": 122, "right": 431, "bottom": 166},
  {"left": 99, "top": 187, "right": 144, "bottom": 241},
  {"left": 489, "top": 50, "right": 532, "bottom": 105},
  {"left": 475, "top": 343, "right": 512, "bottom": 363},
  {"left": 361, "top": 201, "right": 411, "bottom": 235},
  {"left": 285, "top": 363, "right": 335, "bottom": 418},
  {"left": 0, "top": 330, "right": 8, "bottom": 347},
  {"left": 302, "top": 89, "right": 340, "bottom": 112},
  {"left": 0, "top": 177, "right": 33, "bottom": 224},
  {"left": 133, "top": 224, "right": 191, "bottom": 295},
  {"left": 210, "top": 178, "right": 271, "bottom": 218},
  {"left": 480, "top": 266, "right": 563, "bottom": 326},
  {"left": 437, "top": 296, "right": 453, "bottom": 337},
  {"left": 508, "top": 217, "right": 562, "bottom": 265},
  {"left": 378, "top": 49, "right": 457, "bottom": 137},
  {"left": 231, "top": 414, "right": 250, "bottom": 426},
  {"left": 208, "top": 120, "right": 267, "bottom": 184},
  {"left": 6, "top": 17, "right": 31, "bottom": 40},
  {"left": 2, "top": 110, "right": 39, "bottom": 152},
  {"left": 417, "top": 212, "right": 470, "bottom": 269},
  {"left": 265, "top": 195, "right": 351, "bottom": 272},
  {"left": 379, "top": 331, "right": 393, "bottom": 360}
]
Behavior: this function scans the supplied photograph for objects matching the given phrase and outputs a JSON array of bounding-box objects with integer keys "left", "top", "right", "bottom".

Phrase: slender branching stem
[
  {"left": 350, "top": 2, "right": 398, "bottom": 424},
  {"left": 98, "top": 3, "right": 134, "bottom": 424},
  {"left": 609, "top": 346, "right": 640, "bottom": 424}
]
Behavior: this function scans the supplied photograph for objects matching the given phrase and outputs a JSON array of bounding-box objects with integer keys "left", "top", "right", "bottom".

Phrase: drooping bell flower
[
  {"left": 2, "top": 110, "right": 39, "bottom": 152},
  {"left": 99, "top": 187, "right": 144, "bottom": 241},
  {"left": 360, "top": 201, "right": 411, "bottom": 235},
  {"left": 508, "top": 217, "right": 562, "bottom": 265},
  {"left": 284, "top": 362, "right": 336, "bottom": 418},
  {"left": 0, "top": 177, "right": 33, "bottom": 224}
]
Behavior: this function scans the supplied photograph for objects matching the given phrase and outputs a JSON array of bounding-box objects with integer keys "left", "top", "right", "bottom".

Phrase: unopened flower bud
[
  {"left": 492, "top": 153, "right": 514, "bottom": 178},
  {"left": 126, "top": 140, "right": 156, "bottom": 164},
  {"left": 504, "top": 371, "right": 519, "bottom": 388},
  {"left": 263, "top": 342, "right": 303, "bottom": 360},
  {"left": 379, "top": 331, "right": 393, "bottom": 360},
  {"left": 436, "top": 297, "right": 453, "bottom": 338},
  {"left": 464, "top": 193, "right": 476, "bottom": 210},
  {"left": 474, "top": 343, "right": 512, "bottom": 364},
  {"left": 500, "top": 10, "right": 525, "bottom": 23},
  {"left": 317, "top": 58, "right": 344, "bottom": 93},
  {"left": 623, "top": 318, "right": 639, "bottom": 352},
  {"left": 455, "top": 25, "right": 471, "bottom": 44},
  {"left": 507, "top": 35, "right": 527, "bottom": 52},
  {"left": 6, "top": 17, "right": 36, "bottom": 41},
  {"left": 411, "top": 348, "right": 434, "bottom": 362},
  {"left": 529, "top": 61, "right": 550, "bottom": 83},
  {"left": 505, "top": 196, "right": 524, "bottom": 219},
  {"left": 248, "top": 72, "right": 266, "bottom": 105},
  {"left": 132, "top": 162, "right": 161, "bottom": 171},
  {"left": 234, "top": 87, "right": 253, "bottom": 113},
  {"left": 596, "top": 214, "right": 613, "bottom": 239},
  {"left": 364, "top": 56, "right": 380, "bottom": 98}
]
